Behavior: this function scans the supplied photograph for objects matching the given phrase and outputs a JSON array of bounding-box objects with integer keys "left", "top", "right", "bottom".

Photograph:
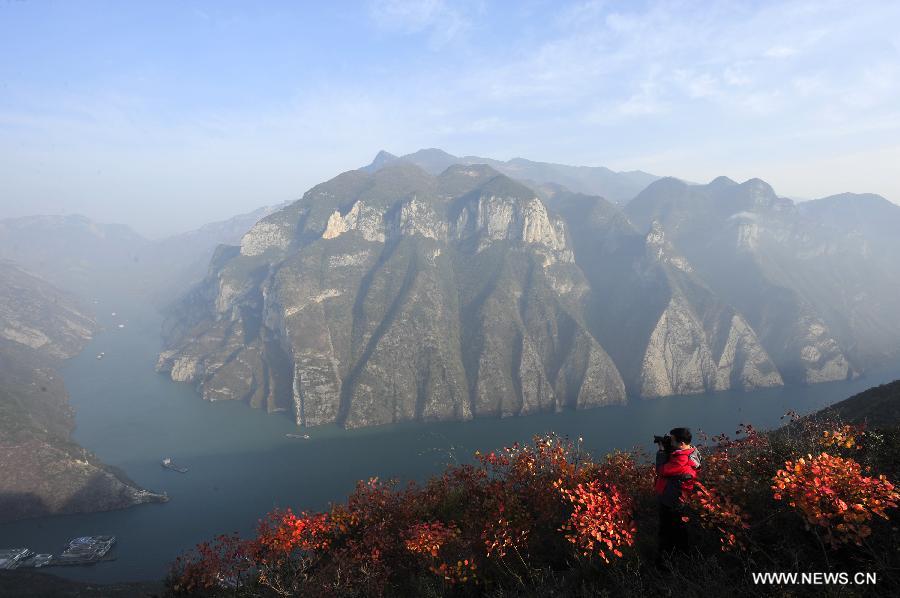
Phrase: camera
[{"left": 654, "top": 434, "right": 674, "bottom": 452}]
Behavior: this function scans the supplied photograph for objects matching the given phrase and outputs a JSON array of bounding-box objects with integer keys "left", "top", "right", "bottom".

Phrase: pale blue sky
[{"left": 2, "top": 0, "right": 899, "bottom": 236}]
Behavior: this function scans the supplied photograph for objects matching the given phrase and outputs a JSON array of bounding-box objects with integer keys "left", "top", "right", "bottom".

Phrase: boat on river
[
  {"left": 56, "top": 536, "right": 117, "bottom": 566},
  {"left": 161, "top": 457, "right": 188, "bottom": 473}
]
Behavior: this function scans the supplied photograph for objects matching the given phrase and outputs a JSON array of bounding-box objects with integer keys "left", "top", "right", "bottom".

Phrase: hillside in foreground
[
  {"left": 163, "top": 380, "right": 900, "bottom": 597},
  {"left": 812, "top": 380, "right": 900, "bottom": 429}
]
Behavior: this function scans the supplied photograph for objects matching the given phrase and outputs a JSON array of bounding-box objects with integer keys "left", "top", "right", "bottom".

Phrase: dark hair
[{"left": 669, "top": 427, "right": 692, "bottom": 445}]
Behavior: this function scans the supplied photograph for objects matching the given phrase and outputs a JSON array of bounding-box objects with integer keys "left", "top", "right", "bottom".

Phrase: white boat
[{"left": 285, "top": 433, "right": 311, "bottom": 440}]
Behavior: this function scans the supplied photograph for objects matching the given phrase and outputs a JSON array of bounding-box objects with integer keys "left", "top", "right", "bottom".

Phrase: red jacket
[{"left": 654, "top": 447, "right": 701, "bottom": 506}]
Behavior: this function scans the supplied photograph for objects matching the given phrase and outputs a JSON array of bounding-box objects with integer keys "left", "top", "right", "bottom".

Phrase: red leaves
[
  {"left": 820, "top": 424, "right": 864, "bottom": 450},
  {"left": 685, "top": 481, "right": 750, "bottom": 552},
  {"left": 772, "top": 451, "right": 900, "bottom": 547},
  {"left": 481, "top": 509, "right": 529, "bottom": 559},
  {"left": 169, "top": 532, "right": 254, "bottom": 593},
  {"left": 559, "top": 481, "right": 636, "bottom": 563},
  {"left": 405, "top": 521, "right": 460, "bottom": 557},
  {"left": 404, "top": 522, "right": 477, "bottom": 583},
  {"left": 168, "top": 424, "right": 900, "bottom": 595},
  {"left": 255, "top": 509, "right": 332, "bottom": 556}
]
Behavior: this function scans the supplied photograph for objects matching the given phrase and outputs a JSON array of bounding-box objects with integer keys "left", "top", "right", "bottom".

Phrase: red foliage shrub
[
  {"left": 819, "top": 424, "right": 864, "bottom": 451},
  {"left": 168, "top": 424, "right": 900, "bottom": 596},
  {"left": 684, "top": 481, "right": 750, "bottom": 551},
  {"left": 558, "top": 480, "right": 635, "bottom": 562},
  {"left": 772, "top": 452, "right": 900, "bottom": 547},
  {"left": 169, "top": 533, "right": 255, "bottom": 594}
]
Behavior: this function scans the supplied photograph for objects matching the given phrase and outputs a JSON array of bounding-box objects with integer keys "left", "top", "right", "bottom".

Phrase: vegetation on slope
[
  {"left": 166, "top": 395, "right": 900, "bottom": 597},
  {"left": 813, "top": 380, "right": 900, "bottom": 429}
]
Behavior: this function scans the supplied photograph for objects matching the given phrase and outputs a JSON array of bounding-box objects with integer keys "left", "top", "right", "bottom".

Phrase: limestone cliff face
[
  {"left": 635, "top": 225, "right": 782, "bottom": 397},
  {"left": 161, "top": 160, "right": 898, "bottom": 429},
  {"left": 550, "top": 193, "right": 783, "bottom": 398},
  {"left": 639, "top": 296, "right": 717, "bottom": 397},
  {"left": 714, "top": 314, "right": 784, "bottom": 390},
  {"left": 159, "top": 164, "right": 625, "bottom": 428},
  {"left": 793, "top": 317, "right": 852, "bottom": 384},
  {"left": 627, "top": 177, "right": 860, "bottom": 385},
  {"left": 638, "top": 296, "right": 783, "bottom": 397}
]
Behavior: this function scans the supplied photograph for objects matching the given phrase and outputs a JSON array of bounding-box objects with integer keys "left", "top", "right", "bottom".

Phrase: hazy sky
[{"left": 2, "top": 0, "right": 899, "bottom": 237}]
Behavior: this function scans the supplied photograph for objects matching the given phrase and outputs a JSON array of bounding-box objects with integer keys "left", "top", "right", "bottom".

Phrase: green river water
[{"left": 1, "top": 297, "right": 897, "bottom": 583}]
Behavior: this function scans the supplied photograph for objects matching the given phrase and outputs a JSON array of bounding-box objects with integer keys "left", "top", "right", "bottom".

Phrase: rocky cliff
[
  {"left": 159, "top": 164, "right": 627, "bottom": 428},
  {"left": 549, "top": 192, "right": 782, "bottom": 398},
  {"left": 158, "top": 152, "right": 900, "bottom": 430},
  {"left": 624, "top": 177, "right": 897, "bottom": 384}
]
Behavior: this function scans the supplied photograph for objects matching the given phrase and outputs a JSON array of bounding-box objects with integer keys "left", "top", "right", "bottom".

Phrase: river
[{"left": 1, "top": 297, "right": 897, "bottom": 583}]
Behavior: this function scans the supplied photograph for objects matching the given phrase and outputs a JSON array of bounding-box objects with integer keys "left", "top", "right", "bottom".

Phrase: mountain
[
  {"left": 0, "top": 261, "right": 166, "bottom": 522},
  {"left": 626, "top": 179, "right": 900, "bottom": 381},
  {"left": 158, "top": 163, "right": 626, "bottom": 428},
  {"left": 155, "top": 157, "right": 900, "bottom": 431},
  {"left": 137, "top": 203, "right": 289, "bottom": 302},
  {"left": 365, "top": 148, "right": 660, "bottom": 204},
  {"left": 0, "top": 260, "right": 96, "bottom": 359},
  {"left": 0, "top": 205, "right": 284, "bottom": 304},
  {"left": 0, "top": 215, "right": 149, "bottom": 299},
  {"left": 549, "top": 191, "right": 782, "bottom": 397}
]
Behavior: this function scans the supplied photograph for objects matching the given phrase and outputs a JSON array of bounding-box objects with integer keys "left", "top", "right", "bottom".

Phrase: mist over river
[{"left": 2, "top": 297, "right": 898, "bottom": 583}]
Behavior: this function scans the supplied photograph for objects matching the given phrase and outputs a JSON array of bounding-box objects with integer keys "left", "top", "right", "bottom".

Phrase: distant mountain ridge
[
  {"left": 364, "top": 148, "right": 660, "bottom": 204},
  {"left": 156, "top": 154, "right": 900, "bottom": 430},
  {"left": 626, "top": 177, "right": 900, "bottom": 377},
  {"left": 0, "top": 204, "right": 286, "bottom": 303},
  {"left": 0, "top": 214, "right": 149, "bottom": 298}
]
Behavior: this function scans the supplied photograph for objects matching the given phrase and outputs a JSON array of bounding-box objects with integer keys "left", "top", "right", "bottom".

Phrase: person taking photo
[{"left": 654, "top": 427, "right": 701, "bottom": 559}]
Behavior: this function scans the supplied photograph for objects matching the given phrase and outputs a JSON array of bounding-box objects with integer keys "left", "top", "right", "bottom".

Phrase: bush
[{"left": 167, "top": 418, "right": 900, "bottom": 597}]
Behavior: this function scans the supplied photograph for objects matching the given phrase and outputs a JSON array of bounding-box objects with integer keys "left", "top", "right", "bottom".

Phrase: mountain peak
[
  {"left": 358, "top": 150, "right": 662, "bottom": 203},
  {"left": 641, "top": 176, "right": 690, "bottom": 195},
  {"left": 740, "top": 177, "right": 776, "bottom": 197},
  {"left": 361, "top": 150, "right": 398, "bottom": 173},
  {"left": 709, "top": 175, "right": 738, "bottom": 188},
  {"left": 727, "top": 177, "right": 782, "bottom": 210},
  {"left": 815, "top": 192, "right": 892, "bottom": 207},
  {"left": 409, "top": 147, "right": 457, "bottom": 159},
  {"left": 401, "top": 148, "right": 460, "bottom": 175}
]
